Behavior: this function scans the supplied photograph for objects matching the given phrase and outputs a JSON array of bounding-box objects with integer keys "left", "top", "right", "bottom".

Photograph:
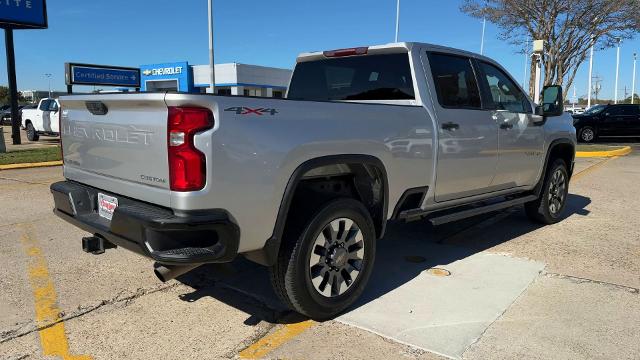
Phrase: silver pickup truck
[{"left": 51, "top": 42, "right": 576, "bottom": 319}]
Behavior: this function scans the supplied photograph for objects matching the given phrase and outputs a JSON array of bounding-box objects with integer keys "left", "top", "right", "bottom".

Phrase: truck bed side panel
[{"left": 164, "top": 94, "right": 435, "bottom": 252}]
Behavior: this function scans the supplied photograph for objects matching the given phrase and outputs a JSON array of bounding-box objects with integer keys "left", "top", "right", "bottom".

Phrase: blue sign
[
  {"left": 0, "top": 0, "right": 47, "bottom": 29},
  {"left": 140, "top": 62, "right": 194, "bottom": 93},
  {"left": 67, "top": 63, "right": 141, "bottom": 88}
]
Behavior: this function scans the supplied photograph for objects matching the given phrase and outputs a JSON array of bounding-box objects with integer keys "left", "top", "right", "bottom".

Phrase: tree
[
  {"left": 461, "top": 0, "right": 640, "bottom": 99},
  {"left": 0, "top": 86, "right": 27, "bottom": 105}
]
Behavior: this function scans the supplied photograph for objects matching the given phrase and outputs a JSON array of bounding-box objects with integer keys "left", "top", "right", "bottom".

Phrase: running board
[{"left": 427, "top": 195, "right": 538, "bottom": 226}]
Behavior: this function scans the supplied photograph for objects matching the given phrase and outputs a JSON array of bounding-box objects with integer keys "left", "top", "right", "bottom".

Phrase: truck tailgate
[{"left": 59, "top": 93, "right": 171, "bottom": 207}]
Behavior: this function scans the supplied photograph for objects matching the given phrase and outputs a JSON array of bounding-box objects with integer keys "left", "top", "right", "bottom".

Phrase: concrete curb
[
  {"left": 0, "top": 160, "right": 63, "bottom": 171},
  {"left": 575, "top": 146, "right": 631, "bottom": 158}
]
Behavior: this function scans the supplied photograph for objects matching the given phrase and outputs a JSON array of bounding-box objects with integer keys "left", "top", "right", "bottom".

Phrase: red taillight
[
  {"left": 167, "top": 107, "right": 214, "bottom": 191},
  {"left": 323, "top": 47, "right": 368, "bottom": 58}
]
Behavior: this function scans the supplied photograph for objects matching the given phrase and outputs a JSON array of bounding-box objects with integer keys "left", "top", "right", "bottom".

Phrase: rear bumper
[{"left": 51, "top": 181, "right": 239, "bottom": 265}]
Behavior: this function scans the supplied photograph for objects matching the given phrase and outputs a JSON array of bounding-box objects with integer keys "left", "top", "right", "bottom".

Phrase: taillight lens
[{"left": 167, "top": 107, "right": 214, "bottom": 191}]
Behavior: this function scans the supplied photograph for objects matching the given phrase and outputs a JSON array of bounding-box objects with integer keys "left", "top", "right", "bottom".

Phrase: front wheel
[
  {"left": 578, "top": 126, "right": 596, "bottom": 143},
  {"left": 26, "top": 123, "right": 39, "bottom": 141},
  {"left": 270, "top": 198, "right": 376, "bottom": 320},
  {"left": 525, "top": 159, "right": 569, "bottom": 224}
]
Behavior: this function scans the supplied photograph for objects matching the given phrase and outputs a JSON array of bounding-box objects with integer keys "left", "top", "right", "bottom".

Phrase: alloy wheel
[
  {"left": 581, "top": 128, "right": 594, "bottom": 142},
  {"left": 548, "top": 168, "right": 567, "bottom": 215},
  {"left": 308, "top": 217, "right": 365, "bottom": 298}
]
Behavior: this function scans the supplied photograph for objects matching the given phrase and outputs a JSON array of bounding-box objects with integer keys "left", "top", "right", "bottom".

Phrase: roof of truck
[{"left": 296, "top": 42, "right": 496, "bottom": 64}]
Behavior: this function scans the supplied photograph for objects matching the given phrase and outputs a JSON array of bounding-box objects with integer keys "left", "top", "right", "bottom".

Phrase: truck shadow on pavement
[{"left": 176, "top": 193, "right": 591, "bottom": 325}]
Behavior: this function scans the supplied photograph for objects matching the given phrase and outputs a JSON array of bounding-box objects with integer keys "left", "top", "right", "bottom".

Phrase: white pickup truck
[
  {"left": 52, "top": 42, "right": 576, "bottom": 319},
  {"left": 21, "top": 98, "right": 60, "bottom": 141}
]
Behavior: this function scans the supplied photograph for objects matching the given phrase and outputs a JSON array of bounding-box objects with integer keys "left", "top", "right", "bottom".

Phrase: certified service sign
[{"left": 0, "top": 0, "right": 48, "bottom": 29}]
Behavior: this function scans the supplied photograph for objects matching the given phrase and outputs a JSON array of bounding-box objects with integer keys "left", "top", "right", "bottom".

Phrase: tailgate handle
[{"left": 85, "top": 101, "right": 109, "bottom": 116}]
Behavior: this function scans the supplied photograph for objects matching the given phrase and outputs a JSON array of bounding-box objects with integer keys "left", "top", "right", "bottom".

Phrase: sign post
[
  {"left": 1, "top": 0, "right": 48, "bottom": 146},
  {"left": 532, "top": 40, "right": 545, "bottom": 104}
]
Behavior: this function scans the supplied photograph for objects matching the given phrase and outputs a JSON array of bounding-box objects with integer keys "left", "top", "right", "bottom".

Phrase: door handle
[
  {"left": 441, "top": 122, "right": 460, "bottom": 131},
  {"left": 500, "top": 122, "right": 514, "bottom": 129}
]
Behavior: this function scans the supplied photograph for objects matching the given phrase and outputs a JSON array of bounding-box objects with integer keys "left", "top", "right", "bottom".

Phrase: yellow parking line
[
  {"left": 239, "top": 320, "right": 316, "bottom": 359},
  {"left": 0, "top": 160, "right": 63, "bottom": 171},
  {"left": 572, "top": 156, "right": 618, "bottom": 182},
  {"left": 20, "top": 224, "right": 92, "bottom": 360}
]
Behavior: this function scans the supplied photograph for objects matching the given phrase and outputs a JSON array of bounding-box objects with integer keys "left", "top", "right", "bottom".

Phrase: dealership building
[{"left": 140, "top": 61, "right": 292, "bottom": 98}]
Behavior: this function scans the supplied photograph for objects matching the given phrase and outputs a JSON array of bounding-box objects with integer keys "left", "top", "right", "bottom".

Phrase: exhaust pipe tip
[{"left": 153, "top": 263, "right": 200, "bottom": 282}]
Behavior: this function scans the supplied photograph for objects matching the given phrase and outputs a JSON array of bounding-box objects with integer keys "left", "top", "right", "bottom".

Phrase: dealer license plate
[{"left": 98, "top": 193, "right": 118, "bottom": 220}]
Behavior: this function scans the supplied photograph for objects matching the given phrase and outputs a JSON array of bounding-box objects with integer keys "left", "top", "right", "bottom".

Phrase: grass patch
[
  {"left": 576, "top": 145, "right": 627, "bottom": 152},
  {"left": 0, "top": 147, "right": 61, "bottom": 165}
]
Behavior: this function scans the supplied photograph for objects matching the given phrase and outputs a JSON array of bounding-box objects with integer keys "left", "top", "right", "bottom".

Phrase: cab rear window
[{"left": 287, "top": 53, "right": 415, "bottom": 101}]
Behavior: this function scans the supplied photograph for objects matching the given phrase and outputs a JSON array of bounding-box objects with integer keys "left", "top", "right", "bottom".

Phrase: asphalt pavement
[{"left": 0, "top": 153, "right": 638, "bottom": 360}]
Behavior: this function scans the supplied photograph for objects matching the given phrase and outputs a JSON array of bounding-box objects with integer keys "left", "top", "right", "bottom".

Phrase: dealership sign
[
  {"left": 0, "top": 0, "right": 48, "bottom": 29},
  {"left": 65, "top": 63, "right": 141, "bottom": 88},
  {"left": 142, "top": 66, "right": 184, "bottom": 77}
]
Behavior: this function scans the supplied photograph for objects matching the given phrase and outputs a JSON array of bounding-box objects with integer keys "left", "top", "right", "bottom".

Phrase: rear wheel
[
  {"left": 26, "top": 123, "right": 39, "bottom": 141},
  {"left": 579, "top": 126, "right": 596, "bottom": 143},
  {"left": 525, "top": 159, "right": 569, "bottom": 224},
  {"left": 270, "top": 198, "right": 376, "bottom": 320}
]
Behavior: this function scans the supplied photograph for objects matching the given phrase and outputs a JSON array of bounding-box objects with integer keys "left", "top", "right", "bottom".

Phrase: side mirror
[{"left": 536, "top": 85, "right": 564, "bottom": 118}]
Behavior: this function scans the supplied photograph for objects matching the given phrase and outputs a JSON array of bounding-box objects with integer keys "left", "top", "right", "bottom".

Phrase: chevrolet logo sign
[{"left": 142, "top": 69, "right": 152, "bottom": 76}]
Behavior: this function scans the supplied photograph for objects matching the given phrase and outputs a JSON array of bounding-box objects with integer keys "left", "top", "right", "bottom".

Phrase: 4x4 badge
[{"left": 224, "top": 107, "right": 278, "bottom": 116}]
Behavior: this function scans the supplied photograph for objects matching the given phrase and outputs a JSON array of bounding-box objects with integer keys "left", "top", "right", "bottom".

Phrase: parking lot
[{"left": 1, "top": 151, "right": 639, "bottom": 360}]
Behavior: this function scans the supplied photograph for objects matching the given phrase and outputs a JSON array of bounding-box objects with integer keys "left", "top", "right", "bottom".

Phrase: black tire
[
  {"left": 578, "top": 126, "right": 596, "bottom": 143},
  {"left": 26, "top": 123, "right": 39, "bottom": 141},
  {"left": 270, "top": 198, "right": 376, "bottom": 320},
  {"left": 525, "top": 159, "right": 569, "bottom": 224}
]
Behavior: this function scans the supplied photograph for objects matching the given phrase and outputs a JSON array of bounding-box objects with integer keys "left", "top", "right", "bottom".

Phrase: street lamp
[
  {"left": 480, "top": 17, "right": 486, "bottom": 55},
  {"left": 632, "top": 53, "right": 637, "bottom": 104},
  {"left": 395, "top": 0, "right": 400, "bottom": 42},
  {"left": 587, "top": 37, "right": 594, "bottom": 108},
  {"left": 44, "top": 73, "right": 52, "bottom": 98},
  {"left": 614, "top": 38, "right": 621, "bottom": 104},
  {"left": 207, "top": 0, "right": 215, "bottom": 94}
]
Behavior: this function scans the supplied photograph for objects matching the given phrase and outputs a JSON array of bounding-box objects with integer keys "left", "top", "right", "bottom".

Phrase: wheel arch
[
  {"left": 534, "top": 139, "right": 575, "bottom": 196},
  {"left": 244, "top": 154, "right": 389, "bottom": 266}
]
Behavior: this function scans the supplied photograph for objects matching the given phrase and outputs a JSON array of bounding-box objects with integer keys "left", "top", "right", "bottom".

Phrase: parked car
[
  {"left": 0, "top": 105, "right": 18, "bottom": 125},
  {"left": 572, "top": 104, "right": 640, "bottom": 142},
  {"left": 51, "top": 42, "right": 576, "bottom": 320},
  {"left": 0, "top": 108, "right": 10, "bottom": 125},
  {"left": 20, "top": 98, "right": 60, "bottom": 141}
]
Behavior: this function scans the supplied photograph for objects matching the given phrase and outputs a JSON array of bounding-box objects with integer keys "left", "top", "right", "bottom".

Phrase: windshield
[{"left": 584, "top": 104, "right": 606, "bottom": 115}]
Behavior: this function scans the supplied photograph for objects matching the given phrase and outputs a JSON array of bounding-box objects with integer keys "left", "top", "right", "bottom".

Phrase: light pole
[
  {"left": 207, "top": 0, "right": 215, "bottom": 94},
  {"left": 587, "top": 40, "right": 594, "bottom": 108},
  {"left": 480, "top": 18, "right": 486, "bottom": 55},
  {"left": 44, "top": 73, "right": 52, "bottom": 98},
  {"left": 395, "top": 0, "right": 400, "bottom": 42},
  {"left": 614, "top": 38, "right": 621, "bottom": 104},
  {"left": 632, "top": 52, "right": 637, "bottom": 104},
  {"left": 523, "top": 38, "right": 529, "bottom": 88},
  {"left": 532, "top": 40, "right": 544, "bottom": 104}
]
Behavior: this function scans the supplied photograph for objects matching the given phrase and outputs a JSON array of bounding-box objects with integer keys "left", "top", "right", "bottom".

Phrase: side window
[
  {"left": 48, "top": 101, "right": 59, "bottom": 111},
  {"left": 427, "top": 53, "right": 481, "bottom": 109},
  {"left": 38, "top": 100, "right": 50, "bottom": 111},
  {"left": 479, "top": 62, "right": 531, "bottom": 113},
  {"left": 607, "top": 106, "right": 634, "bottom": 116}
]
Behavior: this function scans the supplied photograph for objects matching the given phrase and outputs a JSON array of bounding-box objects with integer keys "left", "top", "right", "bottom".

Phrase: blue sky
[{"left": 1, "top": 0, "right": 638, "bottom": 99}]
